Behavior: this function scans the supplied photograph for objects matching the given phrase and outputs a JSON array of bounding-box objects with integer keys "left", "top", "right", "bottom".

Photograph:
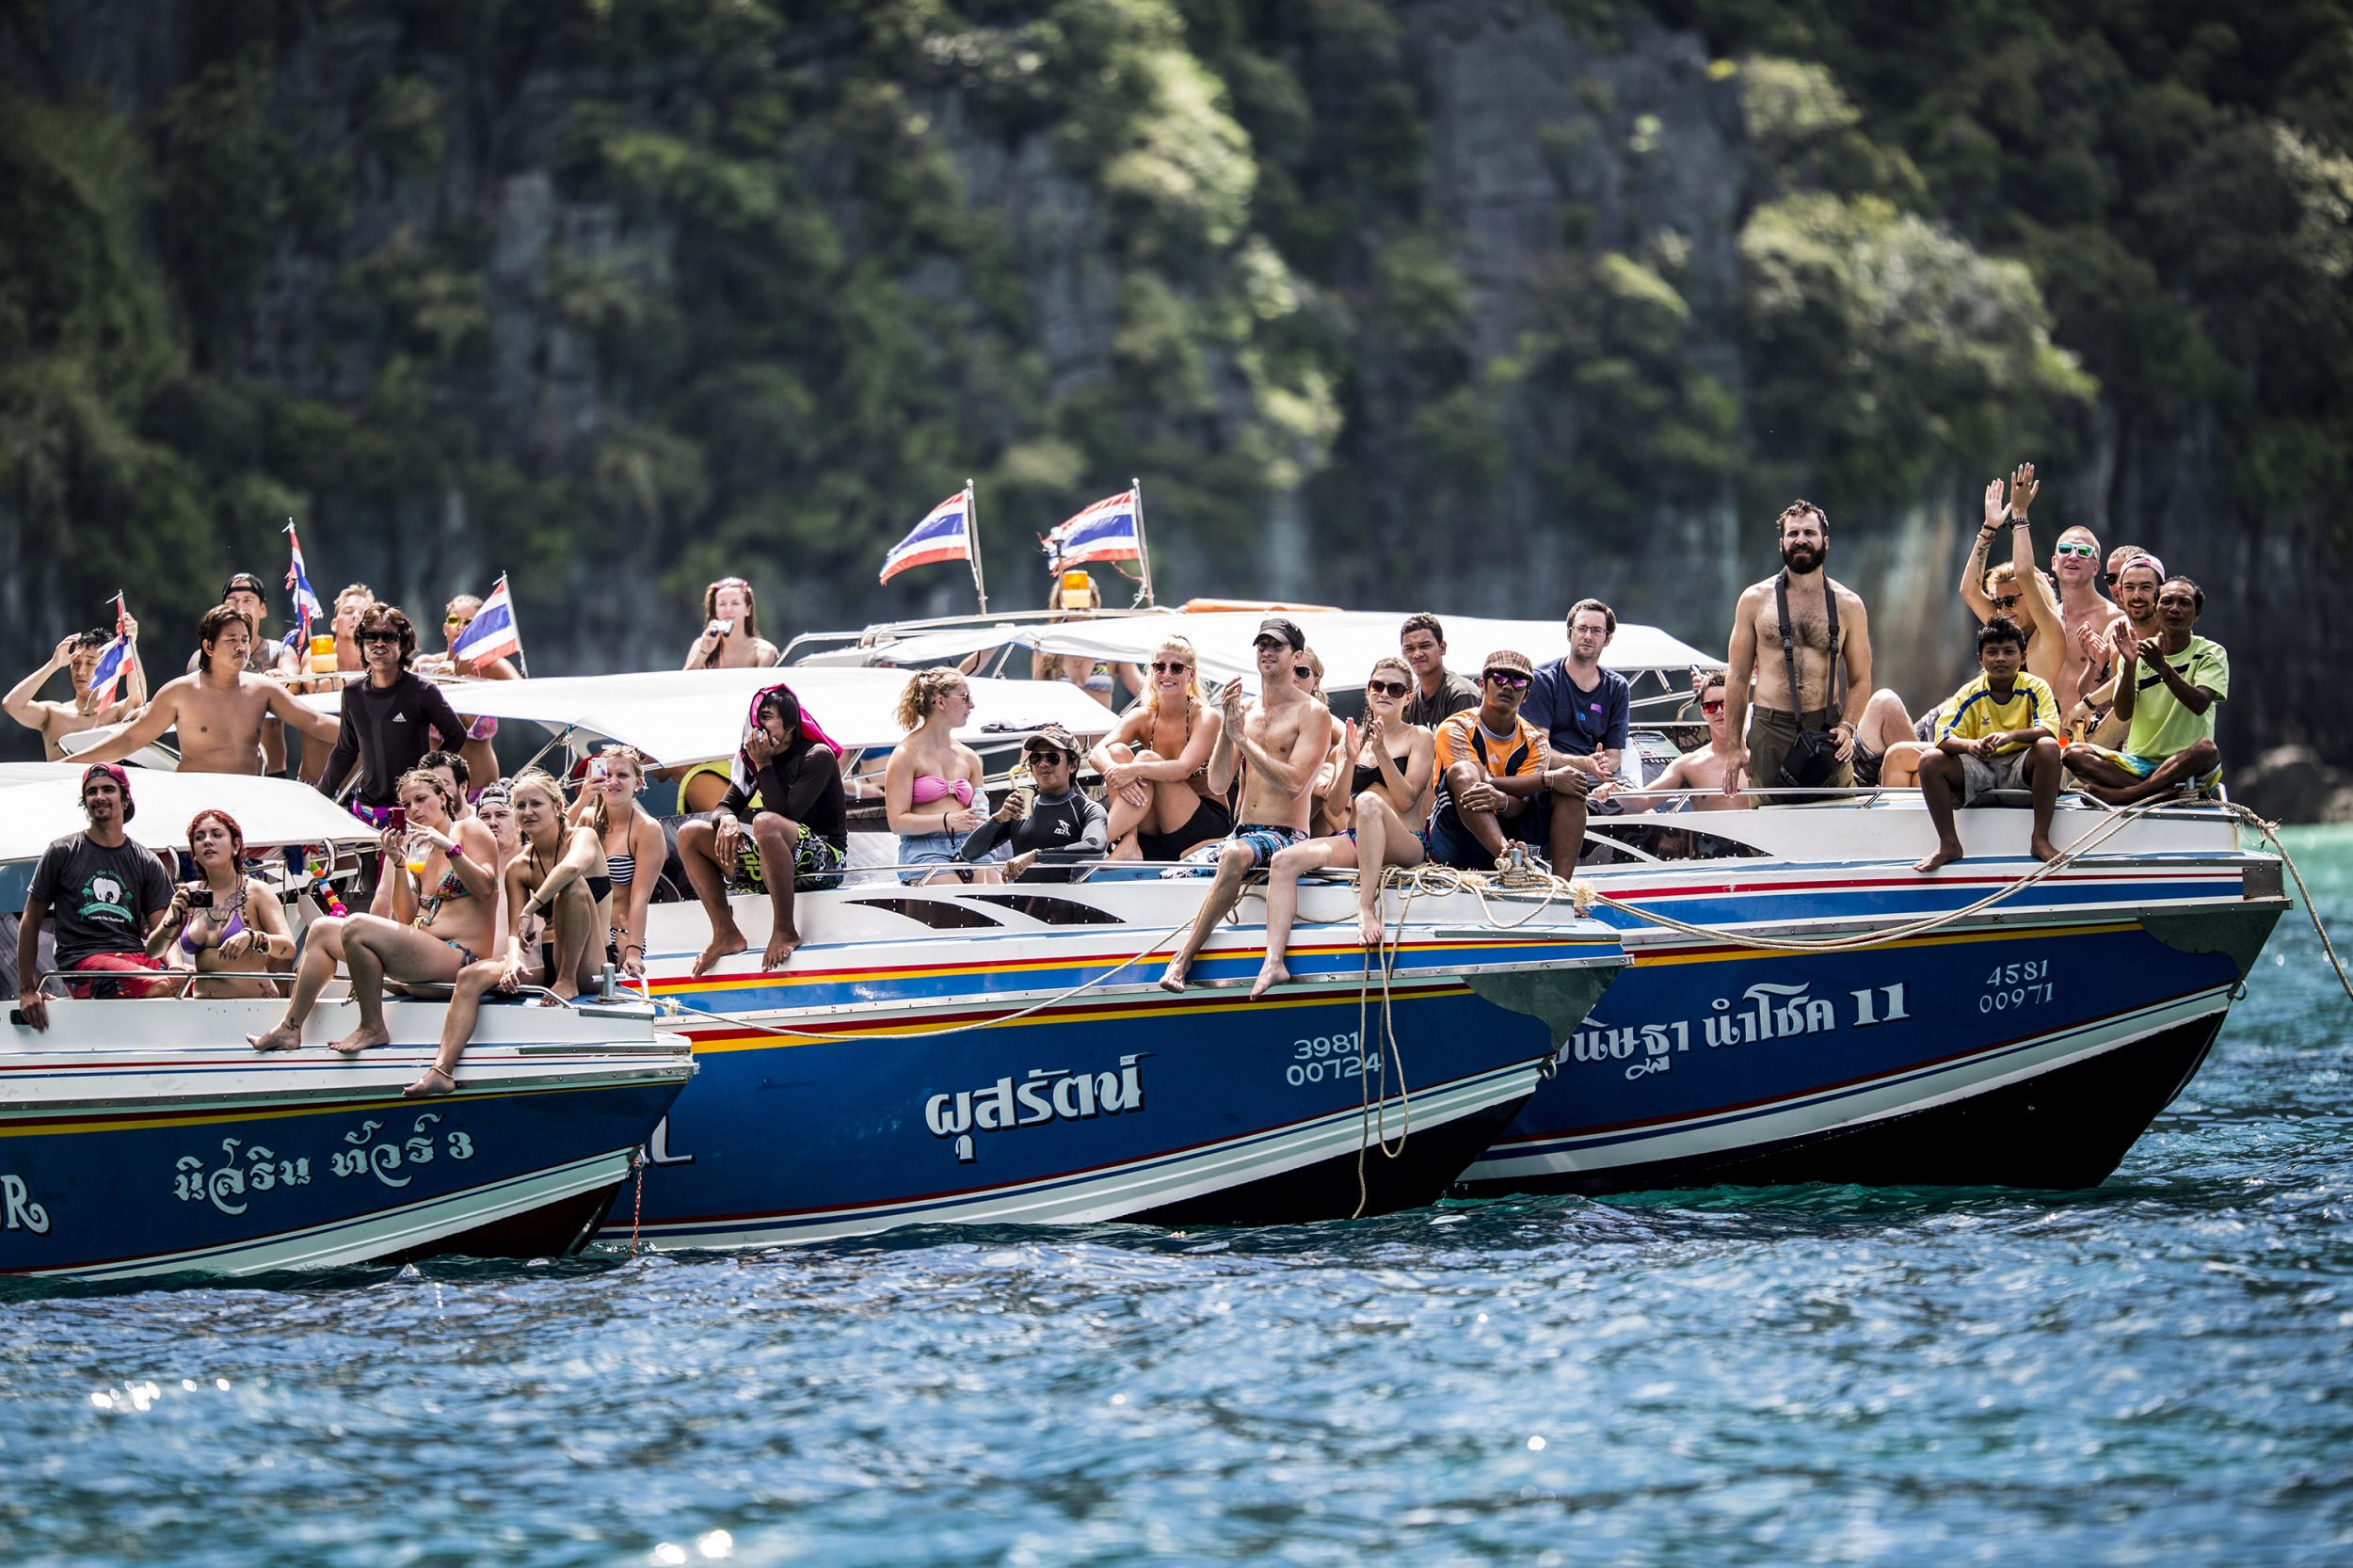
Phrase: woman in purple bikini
[{"left": 148, "top": 809, "right": 294, "bottom": 1000}]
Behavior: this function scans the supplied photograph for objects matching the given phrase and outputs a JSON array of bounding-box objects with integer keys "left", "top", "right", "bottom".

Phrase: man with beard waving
[{"left": 1721, "top": 500, "right": 1876, "bottom": 805}]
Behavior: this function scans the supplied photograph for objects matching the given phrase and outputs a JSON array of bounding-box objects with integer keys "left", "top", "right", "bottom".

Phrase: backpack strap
[{"left": 1774, "top": 569, "right": 1843, "bottom": 729}]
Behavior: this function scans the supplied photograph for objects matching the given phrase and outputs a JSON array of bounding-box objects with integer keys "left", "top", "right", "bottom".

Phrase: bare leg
[
  {"left": 752, "top": 812, "right": 804, "bottom": 968},
  {"left": 2068, "top": 739, "right": 2218, "bottom": 805},
  {"left": 329, "top": 916, "right": 464, "bottom": 1052},
  {"left": 2027, "top": 737, "right": 2062, "bottom": 861},
  {"left": 1913, "top": 753, "right": 1964, "bottom": 873},
  {"left": 1100, "top": 744, "right": 1151, "bottom": 857},
  {"left": 545, "top": 880, "right": 599, "bottom": 1000},
  {"left": 1254, "top": 840, "right": 1341, "bottom": 1000},
  {"left": 678, "top": 818, "right": 746, "bottom": 976},
  {"left": 1880, "top": 741, "right": 1933, "bottom": 790},
  {"left": 408, "top": 960, "right": 503, "bottom": 1096},
  {"left": 248, "top": 917, "right": 346, "bottom": 1050},
  {"left": 1160, "top": 844, "right": 1254, "bottom": 992},
  {"left": 1856, "top": 688, "right": 1914, "bottom": 757}
]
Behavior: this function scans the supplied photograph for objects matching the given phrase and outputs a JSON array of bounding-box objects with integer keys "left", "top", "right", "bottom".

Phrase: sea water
[{"left": 4, "top": 830, "right": 2347, "bottom": 1566}]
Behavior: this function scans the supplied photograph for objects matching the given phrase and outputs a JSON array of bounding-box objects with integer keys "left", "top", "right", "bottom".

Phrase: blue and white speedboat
[
  {"left": 0, "top": 768, "right": 695, "bottom": 1280},
  {"left": 1458, "top": 793, "right": 2286, "bottom": 1193}
]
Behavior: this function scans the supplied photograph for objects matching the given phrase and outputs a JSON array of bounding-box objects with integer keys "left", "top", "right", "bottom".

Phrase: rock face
[
  {"left": 2232, "top": 747, "right": 2353, "bottom": 826},
  {"left": 1, "top": 0, "right": 2343, "bottom": 798}
]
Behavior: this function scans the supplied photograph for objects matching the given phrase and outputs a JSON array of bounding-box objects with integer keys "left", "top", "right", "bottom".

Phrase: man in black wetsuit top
[
  {"left": 956, "top": 726, "right": 1110, "bottom": 883},
  {"left": 315, "top": 604, "right": 470, "bottom": 825},
  {"left": 676, "top": 682, "right": 849, "bottom": 974}
]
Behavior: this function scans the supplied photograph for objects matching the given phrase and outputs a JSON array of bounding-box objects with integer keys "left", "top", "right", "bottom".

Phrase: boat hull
[
  {"left": 624, "top": 888, "right": 1625, "bottom": 1247},
  {"left": 1459, "top": 855, "right": 2284, "bottom": 1196},
  {"left": 0, "top": 999, "right": 694, "bottom": 1280}
]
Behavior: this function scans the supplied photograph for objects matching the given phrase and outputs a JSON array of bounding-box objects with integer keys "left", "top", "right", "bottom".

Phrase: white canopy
[
  {"left": 827, "top": 610, "right": 1723, "bottom": 696},
  {"left": 292, "top": 666, "right": 1121, "bottom": 769},
  {"left": 0, "top": 764, "right": 376, "bottom": 866}
]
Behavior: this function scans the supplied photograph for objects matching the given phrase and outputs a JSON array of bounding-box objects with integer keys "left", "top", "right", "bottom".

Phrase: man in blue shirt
[{"left": 1523, "top": 599, "right": 1631, "bottom": 869}]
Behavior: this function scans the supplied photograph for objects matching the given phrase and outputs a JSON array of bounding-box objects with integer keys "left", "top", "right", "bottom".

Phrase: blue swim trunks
[{"left": 1185, "top": 822, "right": 1306, "bottom": 871}]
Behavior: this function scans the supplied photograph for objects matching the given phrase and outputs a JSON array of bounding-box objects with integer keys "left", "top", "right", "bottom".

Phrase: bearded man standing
[{"left": 1721, "top": 500, "right": 1876, "bottom": 804}]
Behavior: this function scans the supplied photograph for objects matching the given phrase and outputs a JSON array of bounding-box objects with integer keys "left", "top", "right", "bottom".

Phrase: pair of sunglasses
[
  {"left": 1990, "top": 593, "right": 2023, "bottom": 610},
  {"left": 1367, "top": 679, "right": 1411, "bottom": 698},
  {"left": 1484, "top": 671, "right": 1530, "bottom": 689},
  {"left": 360, "top": 632, "right": 400, "bottom": 646},
  {"left": 1700, "top": 698, "right": 1725, "bottom": 714},
  {"left": 1023, "top": 749, "right": 1070, "bottom": 766},
  {"left": 1150, "top": 660, "right": 1191, "bottom": 675},
  {"left": 2054, "top": 541, "right": 2098, "bottom": 559},
  {"left": 444, "top": 614, "right": 473, "bottom": 627},
  {"left": 1294, "top": 665, "right": 1314, "bottom": 680}
]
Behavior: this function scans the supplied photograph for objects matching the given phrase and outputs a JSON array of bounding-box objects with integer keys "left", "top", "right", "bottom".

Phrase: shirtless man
[
  {"left": 80, "top": 604, "right": 339, "bottom": 776},
  {"left": 1626, "top": 670, "right": 1747, "bottom": 810},
  {"left": 4, "top": 621, "right": 145, "bottom": 760},
  {"left": 1159, "top": 617, "right": 1329, "bottom": 993},
  {"left": 1995, "top": 464, "right": 2122, "bottom": 716},
  {"left": 1721, "top": 501, "right": 1874, "bottom": 802}
]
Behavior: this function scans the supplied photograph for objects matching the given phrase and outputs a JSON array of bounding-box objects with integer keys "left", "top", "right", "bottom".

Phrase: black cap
[
  {"left": 1255, "top": 616, "right": 1305, "bottom": 650},
  {"left": 223, "top": 571, "right": 267, "bottom": 600}
]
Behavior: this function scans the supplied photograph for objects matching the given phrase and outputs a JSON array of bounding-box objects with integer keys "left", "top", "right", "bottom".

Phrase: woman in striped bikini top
[{"left": 576, "top": 747, "right": 668, "bottom": 978}]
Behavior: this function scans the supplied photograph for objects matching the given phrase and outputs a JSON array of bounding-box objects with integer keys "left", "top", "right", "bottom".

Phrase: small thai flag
[
  {"left": 1047, "top": 490, "right": 1142, "bottom": 568},
  {"left": 87, "top": 595, "right": 132, "bottom": 708},
  {"left": 282, "top": 520, "right": 326, "bottom": 654},
  {"left": 880, "top": 492, "right": 973, "bottom": 584},
  {"left": 450, "top": 573, "right": 522, "bottom": 665}
]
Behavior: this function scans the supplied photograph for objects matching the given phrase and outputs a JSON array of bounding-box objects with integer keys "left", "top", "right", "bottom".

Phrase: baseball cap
[
  {"left": 80, "top": 761, "right": 136, "bottom": 822},
  {"left": 1481, "top": 649, "right": 1533, "bottom": 679},
  {"left": 1255, "top": 616, "right": 1305, "bottom": 650},
  {"left": 222, "top": 571, "right": 267, "bottom": 600},
  {"left": 1023, "top": 724, "right": 1080, "bottom": 762}
]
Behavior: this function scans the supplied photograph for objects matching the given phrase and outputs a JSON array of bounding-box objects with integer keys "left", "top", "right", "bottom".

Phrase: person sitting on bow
[{"left": 676, "top": 683, "right": 848, "bottom": 974}]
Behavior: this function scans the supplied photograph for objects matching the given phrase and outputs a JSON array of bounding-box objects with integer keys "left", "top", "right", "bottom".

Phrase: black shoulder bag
[{"left": 1773, "top": 568, "right": 1845, "bottom": 790}]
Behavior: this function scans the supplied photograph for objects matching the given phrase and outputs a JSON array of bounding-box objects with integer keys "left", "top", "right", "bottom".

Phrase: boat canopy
[
  {"left": 0, "top": 764, "right": 375, "bottom": 867},
  {"left": 801, "top": 609, "right": 1724, "bottom": 696},
  {"left": 295, "top": 666, "right": 1120, "bottom": 769}
]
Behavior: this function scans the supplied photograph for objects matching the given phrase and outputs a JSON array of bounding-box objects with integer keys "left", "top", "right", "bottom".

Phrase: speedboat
[
  {"left": 0, "top": 768, "right": 695, "bottom": 1279},
  {"left": 419, "top": 664, "right": 1628, "bottom": 1245},
  {"left": 816, "top": 605, "right": 2287, "bottom": 1195}
]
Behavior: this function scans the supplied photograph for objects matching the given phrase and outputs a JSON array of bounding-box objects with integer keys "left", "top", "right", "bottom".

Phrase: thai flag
[
  {"left": 880, "top": 492, "right": 972, "bottom": 584},
  {"left": 87, "top": 595, "right": 132, "bottom": 708},
  {"left": 450, "top": 573, "right": 522, "bottom": 665},
  {"left": 1046, "top": 490, "right": 1142, "bottom": 568},
  {"left": 282, "top": 520, "right": 325, "bottom": 654}
]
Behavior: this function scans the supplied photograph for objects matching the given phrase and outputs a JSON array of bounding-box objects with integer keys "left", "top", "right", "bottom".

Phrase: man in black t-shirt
[
  {"left": 14, "top": 764, "right": 176, "bottom": 1028},
  {"left": 315, "top": 604, "right": 469, "bottom": 822}
]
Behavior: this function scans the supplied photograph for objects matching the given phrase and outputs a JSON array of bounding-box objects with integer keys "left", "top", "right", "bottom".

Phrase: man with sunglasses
[
  {"left": 1625, "top": 670, "right": 1746, "bottom": 811},
  {"left": 1425, "top": 650, "right": 1549, "bottom": 870},
  {"left": 1160, "top": 617, "right": 1330, "bottom": 992},
  {"left": 956, "top": 726, "right": 1109, "bottom": 883},
  {"left": 1989, "top": 463, "right": 2122, "bottom": 718},
  {"left": 1523, "top": 599, "right": 1630, "bottom": 869},
  {"left": 83, "top": 603, "right": 341, "bottom": 776},
  {"left": 313, "top": 605, "right": 472, "bottom": 824}
]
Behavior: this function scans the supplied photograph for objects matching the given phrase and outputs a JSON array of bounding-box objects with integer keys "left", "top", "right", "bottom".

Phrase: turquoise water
[{"left": 4, "top": 832, "right": 2348, "bottom": 1566}]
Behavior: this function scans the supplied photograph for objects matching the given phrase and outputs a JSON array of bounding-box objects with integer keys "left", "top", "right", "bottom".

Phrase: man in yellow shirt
[
  {"left": 1914, "top": 618, "right": 2063, "bottom": 873},
  {"left": 2063, "top": 575, "right": 2226, "bottom": 805}
]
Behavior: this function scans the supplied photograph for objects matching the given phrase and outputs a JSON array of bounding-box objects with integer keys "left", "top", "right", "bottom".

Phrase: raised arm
[
  {"left": 1960, "top": 477, "right": 2005, "bottom": 624},
  {"left": 1205, "top": 684, "right": 1243, "bottom": 797},
  {"left": 99, "top": 616, "right": 149, "bottom": 722},
  {"left": 2006, "top": 465, "right": 2063, "bottom": 643},
  {"left": 4, "top": 640, "right": 72, "bottom": 732}
]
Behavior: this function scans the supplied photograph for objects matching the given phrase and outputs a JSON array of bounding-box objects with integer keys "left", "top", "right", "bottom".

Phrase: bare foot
[
  {"left": 402, "top": 1064, "right": 457, "bottom": 1097},
  {"left": 692, "top": 925, "right": 747, "bottom": 977},
  {"left": 760, "top": 931, "right": 800, "bottom": 969},
  {"left": 1249, "top": 960, "right": 1289, "bottom": 1000},
  {"left": 1913, "top": 842, "right": 1963, "bottom": 874},
  {"left": 1357, "top": 908, "right": 1383, "bottom": 948},
  {"left": 551, "top": 978, "right": 580, "bottom": 1002},
  {"left": 2030, "top": 835, "right": 2060, "bottom": 863},
  {"left": 328, "top": 1021, "right": 391, "bottom": 1055},
  {"left": 247, "top": 1023, "right": 302, "bottom": 1053},
  {"left": 1158, "top": 959, "right": 1190, "bottom": 994}
]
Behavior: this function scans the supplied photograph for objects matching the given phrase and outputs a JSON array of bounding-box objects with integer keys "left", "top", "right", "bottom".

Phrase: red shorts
[{"left": 64, "top": 952, "right": 177, "bottom": 1000}]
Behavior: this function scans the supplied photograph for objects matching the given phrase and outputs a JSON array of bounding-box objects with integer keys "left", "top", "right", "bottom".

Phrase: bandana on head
[{"left": 729, "top": 681, "right": 841, "bottom": 797}]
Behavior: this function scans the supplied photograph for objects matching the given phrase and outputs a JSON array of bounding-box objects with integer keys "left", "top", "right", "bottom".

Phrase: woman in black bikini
[
  {"left": 1250, "top": 657, "right": 1435, "bottom": 999},
  {"left": 1091, "top": 635, "right": 1231, "bottom": 860},
  {"left": 568, "top": 747, "right": 665, "bottom": 977},
  {"left": 246, "top": 768, "right": 499, "bottom": 1055}
]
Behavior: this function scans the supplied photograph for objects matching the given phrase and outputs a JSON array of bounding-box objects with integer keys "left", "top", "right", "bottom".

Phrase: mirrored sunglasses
[
  {"left": 1483, "top": 671, "right": 1530, "bottom": 688},
  {"left": 1700, "top": 698, "right": 1725, "bottom": 714},
  {"left": 2054, "top": 542, "right": 2098, "bottom": 558}
]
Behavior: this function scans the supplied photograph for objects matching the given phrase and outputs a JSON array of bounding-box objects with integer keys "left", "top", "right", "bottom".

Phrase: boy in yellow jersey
[{"left": 1914, "top": 617, "right": 2062, "bottom": 873}]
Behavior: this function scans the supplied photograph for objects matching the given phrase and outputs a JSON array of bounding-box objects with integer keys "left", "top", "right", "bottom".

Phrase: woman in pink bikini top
[{"left": 885, "top": 670, "right": 999, "bottom": 886}]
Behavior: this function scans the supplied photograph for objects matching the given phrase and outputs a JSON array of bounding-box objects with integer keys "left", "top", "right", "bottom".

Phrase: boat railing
[{"left": 18, "top": 970, "right": 590, "bottom": 1010}]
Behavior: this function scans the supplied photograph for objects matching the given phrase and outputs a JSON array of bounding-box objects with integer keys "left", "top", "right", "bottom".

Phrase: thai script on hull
[
  {"left": 1568, "top": 981, "right": 1911, "bottom": 1081},
  {"left": 925, "top": 1056, "right": 1148, "bottom": 1162}
]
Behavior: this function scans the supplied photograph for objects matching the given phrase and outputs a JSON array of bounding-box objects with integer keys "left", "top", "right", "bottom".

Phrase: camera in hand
[{"left": 186, "top": 888, "right": 214, "bottom": 910}]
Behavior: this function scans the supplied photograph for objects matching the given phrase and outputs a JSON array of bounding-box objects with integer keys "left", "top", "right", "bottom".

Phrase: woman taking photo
[
  {"left": 1091, "top": 635, "right": 1229, "bottom": 861},
  {"left": 569, "top": 748, "right": 665, "bottom": 977},
  {"left": 684, "top": 576, "right": 781, "bottom": 669},
  {"left": 886, "top": 669, "right": 997, "bottom": 885},
  {"left": 148, "top": 809, "right": 294, "bottom": 999},
  {"left": 246, "top": 768, "right": 500, "bottom": 1056},
  {"left": 1252, "top": 656, "right": 1434, "bottom": 997}
]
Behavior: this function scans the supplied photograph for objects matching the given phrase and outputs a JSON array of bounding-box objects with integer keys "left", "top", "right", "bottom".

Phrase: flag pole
[
  {"left": 964, "top": 479, "right": 988, "bottom": 615},
  {"left": 1129, "top": 476, "right": 1156, "bottom": 608}
]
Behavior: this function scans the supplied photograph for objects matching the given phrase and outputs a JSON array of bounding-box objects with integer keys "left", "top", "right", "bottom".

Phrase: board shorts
[
  {"left": 2068, "top": 743, "right": 2221, "bottom": 791},
  {"left": 1174, "top": 823, "right": 1305, "bottom": 873},
  {"left": 1958, "top": 749, "right": 2035, "bottom": 806},
  {"left": 63, "top": 952, "right": 175, "bottom": 1000},
  {"left": 728, "top": 821, "right": 847, "bottom": 893}
]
